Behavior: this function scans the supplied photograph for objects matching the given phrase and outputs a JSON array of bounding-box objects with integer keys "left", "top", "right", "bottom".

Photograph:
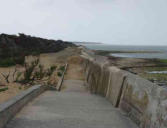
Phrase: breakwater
[{"left": 81, "top": 48, "right": 167, "bottom": 128}]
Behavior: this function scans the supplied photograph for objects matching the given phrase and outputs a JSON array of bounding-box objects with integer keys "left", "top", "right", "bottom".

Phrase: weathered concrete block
[
  {"left": 119, "top": 74, "right": 167, "bottom": 128},
  {"left": 84, "top": 57, "right": 110, "bottom": 96},
  {"left": 106, "top": 67, "right": 128, "bottom": 107},
  {"left": 0, "top": 85, "right": 46, "bottom": 128},
  {"left": 82, "top": 51, "right": 167, "bottom": 128}
]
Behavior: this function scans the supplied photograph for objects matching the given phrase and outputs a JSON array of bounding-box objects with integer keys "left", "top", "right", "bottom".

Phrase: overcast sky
[{"left": 0, "top": 0, "right": 167, "bottom": 45}]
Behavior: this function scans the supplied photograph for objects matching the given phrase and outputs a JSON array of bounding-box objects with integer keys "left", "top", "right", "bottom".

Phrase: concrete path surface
[{"left": 6, "top": 79, "right": 138, "bottom": 128}]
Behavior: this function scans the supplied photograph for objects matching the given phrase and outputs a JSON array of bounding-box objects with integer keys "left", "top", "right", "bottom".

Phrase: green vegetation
[
  {"left": 0, "top": 87, "right": 8, "bottom": 92},
  {"left": 34, "top": 64, "right": 45, "bottom": 79},
  {"left": 25, "top": 59, "right": 38, "bottom": 81},
  {"left": 0, "top": 58, "right": 15, "bottom": 67},
  {"left": 0, "top": 56, "right": 25, "bottom": 67},
  {"left": 159, "top": 59, "right": 167, "bottom": 64},
  {"left": 141, "top": 73, "right": 167, "bottom": 82},
  {"left": 13, "top": 56, "right": 25, "bottom": 65},
  {"left": 0, "top": 54, "right": 59, "bottom": 86},
  {"left": 18, "top": 86, "right": 22, "bottom": 90},
  {"left": 59, "top": 65, "right": 65, "bottom": 72},
  {"left": 133, "top": 66, "right": 167, "bottom": 86},
  {"left": 57, "top": 65, "right": 65, "bottom": 77},
  {"left": 139, "top": 66, "right": 167, "bottom": 84},
  {"left": 47, "top": 66, "right": 57, "bottom": 76},
  {"left": 15, "top": 72, "right": 22, "bottom": 82},
  {"left": 57, "top": 72, "right": 62, "bottom": 77},
  {"left": 16, "top": 57, "right": 58, "bottom": 84},
  {"left": 31, "top": 51, "right": 40, "bottom": 56},
  {"left": 143, "top": 67, "right": 167, "bottom": 71},
  {"left": 20, "top": 58, "right": 39, "bottom": 84},
  {"left": 95, "top": 51, "right": 111, "bottom": 56},
  {"left": 95, "top": 50, "right": 161, "bottom": 56}
]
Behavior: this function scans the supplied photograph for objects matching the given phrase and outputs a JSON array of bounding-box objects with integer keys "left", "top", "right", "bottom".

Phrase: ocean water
[{"left": 81, "top": 44, "right": 167, "bottom": 59}]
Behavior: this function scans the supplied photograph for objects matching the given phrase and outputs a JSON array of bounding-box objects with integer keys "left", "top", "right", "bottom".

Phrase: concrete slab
[
  {"left": 6, "top": 90, "right": 138, "bottom": 128},
  {"left": 61, "top": 80, "right": 87, "bottom": 93}
]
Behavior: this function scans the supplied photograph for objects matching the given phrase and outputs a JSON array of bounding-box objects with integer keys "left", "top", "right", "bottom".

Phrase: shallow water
[
  {"left": 111, "top": 53, "right": 167, "bottom": 59},
  {"left": 80, "top": 44, "right": 167, "bottom": 59},
  {"left": 148, "top": 71, "right": 167, "bottom": 74}
]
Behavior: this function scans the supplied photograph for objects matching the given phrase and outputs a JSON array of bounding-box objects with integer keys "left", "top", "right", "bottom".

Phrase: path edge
[
  {"left": 56, "top": 63, "right": 68, "bottom": 91},
  {"left": 0, "top": 85, "right": 46, "bottom": 128}
]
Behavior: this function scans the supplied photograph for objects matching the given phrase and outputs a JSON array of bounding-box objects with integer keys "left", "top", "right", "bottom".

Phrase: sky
[{"left": 0, "top": 0, "right": 167, "bottom": 45}]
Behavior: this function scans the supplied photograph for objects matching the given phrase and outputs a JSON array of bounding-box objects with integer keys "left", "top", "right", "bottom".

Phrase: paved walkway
[{"left": 6, "top": 79, "right": 138, "bottom": 128}]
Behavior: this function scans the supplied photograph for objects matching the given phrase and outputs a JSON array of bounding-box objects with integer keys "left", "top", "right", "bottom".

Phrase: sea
[{"left": 77, "top": 44, "right": 167, "bottom": 59}]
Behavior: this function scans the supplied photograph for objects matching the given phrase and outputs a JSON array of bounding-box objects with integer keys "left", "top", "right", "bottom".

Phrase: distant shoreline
[
  {"left": 74, "top": 42, "right": 103, "bottom": 45},
  {"left": 78, "top": 44, "right": 167, "bottom": 59},
  {"left": 94, "top": 50, "right": 162, "bottom": 56}
]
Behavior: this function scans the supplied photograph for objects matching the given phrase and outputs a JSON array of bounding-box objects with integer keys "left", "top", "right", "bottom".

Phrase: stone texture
[
  {"left": 82, "top": 51, "right": 167, "bottom": 128},
  {"left": 83, "top": 56, "right": 128, "bottom": 107},
  {"left": 106, "top": 67, "right": 127, "bottom": 107},
  {"left": 119, "top": 74, "right": 167, "bottom": 128}
]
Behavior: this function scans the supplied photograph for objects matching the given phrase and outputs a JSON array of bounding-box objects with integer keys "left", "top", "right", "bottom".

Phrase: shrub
[
  {"left": 15, "top": 72, "right": 22, "bottom": 82},
  {"left": 50, "top": 66, "right": 57, "bottom": 72},
  {"left": 0, "top": 87, "right": 8, "bottom": 92},
  {"left": 0, "top": 58, "right": 15, "bottom": 67},
  {"left": 59, "top": 65, "right": 65, "bottom": 72},
  {"left": 38, "top": 64, "right": 45, "bottom": 79},
  {"left": 57, "top": 72, "right": 62, "bottom": 77},
  {"left": 23, "top": 58, "right": 39, "bottom": 83},
  {"left": 18, "top": 86, "right": 22, "bottom": 90},
  {"left": 0, "top": 56, "right": 25, "bottom": 67},
  {"left": 47, "top": 66, "right": 57, "bottom": 76},
  {"left": 13, "top": 56, "right": 25, "bottom": 65},
  {"left": 31, "top": 51, "right": 40, "bottom": 56},
  {"left": 33, "top": 64, "right": 45, "bottom": 80}
]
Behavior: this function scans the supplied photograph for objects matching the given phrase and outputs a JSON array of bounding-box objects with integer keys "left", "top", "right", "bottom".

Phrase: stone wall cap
[{"left": 0, "top": 85, "right": 41, "bottom": 112}]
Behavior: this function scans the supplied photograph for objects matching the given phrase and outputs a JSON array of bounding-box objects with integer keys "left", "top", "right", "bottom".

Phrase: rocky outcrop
[
  {"left": 81, "top": 48, "right": 167, "bottom": 128},
  {"left": 0, "top": 33, "right": 75, "bottom": 59}
]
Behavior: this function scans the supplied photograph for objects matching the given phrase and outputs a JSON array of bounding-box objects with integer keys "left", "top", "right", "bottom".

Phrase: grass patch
[
  {"left": 0, "top": 58, "right": 16, "bottom": 67},
  {"left": 143, "top": 67, "right": 167, "bottom": 71},
  {"left": 159, "top": 59, "right": 167, "bottom": 64},
  {"left": 0, "top": 87, "right": 8, "bottom": 92},
  {"left": 141, "top": 73, "right": 167, "bottom": 81}
]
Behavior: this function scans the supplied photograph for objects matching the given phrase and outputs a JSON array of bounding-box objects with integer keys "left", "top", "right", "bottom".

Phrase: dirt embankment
[
  {"left": 65, "top": 56, "right": 85, "bottom": 80},
  {"left": 0, "top": 47, "right": 81, "bottom": 104}
]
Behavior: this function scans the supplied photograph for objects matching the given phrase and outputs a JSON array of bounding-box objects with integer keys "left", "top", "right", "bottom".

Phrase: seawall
[{"left": 81, "top": 48, "right": 167, "bottom": 128}]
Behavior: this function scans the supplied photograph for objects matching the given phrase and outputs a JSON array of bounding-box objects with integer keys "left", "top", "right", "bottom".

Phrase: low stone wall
[
  {"left": 119, "top": 74, "right": 167, "bottom": 128},
  {"left": 0, "top": 85, "right": 46, "bottom": 128},
  {"left": 83, "top": 55, "right": 167, "bottom": 128},
  {"left": 56, "top": 63, "right": 68, "bottom": 91}
]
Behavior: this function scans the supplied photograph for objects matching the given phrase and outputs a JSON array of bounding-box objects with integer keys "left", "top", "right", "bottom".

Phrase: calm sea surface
[{"left": 80, "top": 44, "right": 167, "bottom": 59}]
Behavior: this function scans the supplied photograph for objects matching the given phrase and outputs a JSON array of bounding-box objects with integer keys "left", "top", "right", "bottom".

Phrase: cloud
[{"left": 0, "top": 0, "right": 167, "bottom": 45}]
